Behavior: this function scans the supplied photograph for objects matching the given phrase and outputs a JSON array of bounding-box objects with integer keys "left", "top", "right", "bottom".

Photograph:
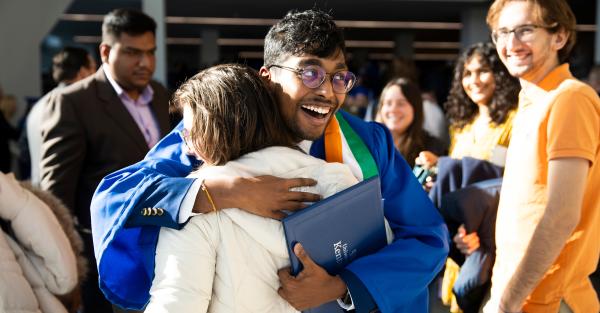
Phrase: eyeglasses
[
  {"left": 491, "top": 24, "right": 554, "bottom": 45},
  {"left": 267, "top": 64, "right": 356, "bottom": 94}
]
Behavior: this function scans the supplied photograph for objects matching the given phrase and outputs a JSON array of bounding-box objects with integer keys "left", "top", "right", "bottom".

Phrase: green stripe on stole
[{"left": 335, "top": 112, "right": 379, "bottom": 179}]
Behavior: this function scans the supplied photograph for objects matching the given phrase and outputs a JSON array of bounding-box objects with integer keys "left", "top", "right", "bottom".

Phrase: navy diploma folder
[{"left": 282, "top": 176, "right": 387, "bottom": 276}]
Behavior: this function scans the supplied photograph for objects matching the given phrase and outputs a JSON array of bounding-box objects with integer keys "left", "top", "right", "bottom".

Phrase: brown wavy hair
[
  {"left": 172, "top": 64, "right": 297, "bottom": 165},
  {"left": 376, "top": 78, "right": 425, "bottom": 166},
  {"left": 444, "top": 42, "right": 519, "bottom": 129}
]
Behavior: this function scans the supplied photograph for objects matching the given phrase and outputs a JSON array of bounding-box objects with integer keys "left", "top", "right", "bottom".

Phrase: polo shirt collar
[
  {"left": 520, "top": 63, "right": 573, "bottom": 108},
  {"left": 536, "top": 63, "right": 572, "bottom": 92}
]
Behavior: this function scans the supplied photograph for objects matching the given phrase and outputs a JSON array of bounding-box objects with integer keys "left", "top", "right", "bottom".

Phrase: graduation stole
[{"left": 324, "top": 112, "right": 378, "bottom": 181}]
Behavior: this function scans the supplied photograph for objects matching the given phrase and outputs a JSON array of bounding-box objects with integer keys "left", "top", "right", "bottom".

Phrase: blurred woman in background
[{"left": 376, "top": 77, "right": 447, "bottom": 168}]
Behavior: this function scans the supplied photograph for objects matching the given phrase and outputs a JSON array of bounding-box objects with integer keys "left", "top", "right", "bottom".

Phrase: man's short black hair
[
  {"left": 264, "top": 9, "right": 346, "bottom": 66},
  {"left": 52, "top": 46, "right": 92, "bottom": 83},
  {"left": 102, "top": 8, "right": 156, "bottom": 44}
]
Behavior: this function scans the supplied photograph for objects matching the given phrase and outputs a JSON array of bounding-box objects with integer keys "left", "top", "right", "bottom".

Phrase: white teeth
[{"left": 301, "top": 104, "right": 330, "bottom": 115}]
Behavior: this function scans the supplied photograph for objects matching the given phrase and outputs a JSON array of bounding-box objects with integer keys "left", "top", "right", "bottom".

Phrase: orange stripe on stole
[{"left": 324, "top": 115, "right": 343, "bottom": 163}]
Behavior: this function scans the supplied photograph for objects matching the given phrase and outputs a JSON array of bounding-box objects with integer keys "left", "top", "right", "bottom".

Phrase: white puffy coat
[
  {"left": 0, "top": 173, "right": 78, "bottom": 313},
  {"left": 146, "top": 147, "right": 360, "bottom": 313}
]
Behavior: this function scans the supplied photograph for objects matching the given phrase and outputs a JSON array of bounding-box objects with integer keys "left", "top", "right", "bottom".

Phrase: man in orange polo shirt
[{"left": 483, "top": 0, "right": 600, "bottom": 313}]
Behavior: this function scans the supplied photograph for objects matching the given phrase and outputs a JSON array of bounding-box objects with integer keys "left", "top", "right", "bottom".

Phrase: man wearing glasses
[
  {"left": 483, "top": 1, "right": 600, "bottom": 313},
  {"left": 92, "top": 9, "right": 448, "bottom": 313}
]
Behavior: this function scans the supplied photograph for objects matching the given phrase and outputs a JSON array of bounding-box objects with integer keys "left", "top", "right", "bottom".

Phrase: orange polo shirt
[{"left": 490, "top": 64, "right": 600, "bottom": 313}]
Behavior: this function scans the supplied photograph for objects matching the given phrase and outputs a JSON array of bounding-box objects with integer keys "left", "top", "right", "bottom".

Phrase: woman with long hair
[
  {"left": 418, "top": 42, "right": 520, "bottom": 313},
  {"left": 417, "top": 42, "right": 520, "bottom": 168},
  {"left": 376, "top": 78, "right": 446, "bottom": 167}
]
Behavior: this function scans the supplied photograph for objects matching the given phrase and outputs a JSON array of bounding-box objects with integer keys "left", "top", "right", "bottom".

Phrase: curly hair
[
  {"left": 444, "top": 42, "right": 520, "bottom": 129},
  {"left": 172, "top": 64, "right": 297, "bottom": 165},
  {"left": 263, "top": 9, "right": 346, "bottom": 66}
]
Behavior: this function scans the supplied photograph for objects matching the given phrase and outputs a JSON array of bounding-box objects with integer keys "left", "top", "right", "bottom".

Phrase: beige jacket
[
  {"left": 146, "top": 147, "right": 359, "bottom": 313},
  {"left": 0, "top": 173, "right": 78, "bottom": 313}
]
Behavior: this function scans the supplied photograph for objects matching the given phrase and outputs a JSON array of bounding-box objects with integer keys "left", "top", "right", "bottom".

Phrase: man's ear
[
  {"left": 74, "top": 67, "right": 87, "bottom": 82},
  {"left": 552, "top": 29, "right": 569, "bottom": 51},
  {"left": 99, "top": 43, "right": 111, "bottom": 64},
  {"left": 259, "top": 66, "right": 271, "bottom": 80}
]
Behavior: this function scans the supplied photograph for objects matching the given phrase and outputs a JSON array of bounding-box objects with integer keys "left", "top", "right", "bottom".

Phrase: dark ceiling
[
  {"left": 52, "top": 0, "right": 596, "bottom": 58},
  {"left": 45, "top": 0, "right": 597, "bottom": 93}
]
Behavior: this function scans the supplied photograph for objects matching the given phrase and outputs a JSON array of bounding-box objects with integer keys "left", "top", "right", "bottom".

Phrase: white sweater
[{"left": 146, "top": 147, "right": 359, "bottom": 313}]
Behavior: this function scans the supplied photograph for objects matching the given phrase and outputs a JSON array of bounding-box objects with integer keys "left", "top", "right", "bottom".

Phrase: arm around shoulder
[{"left": 92, "top": 121, "right": 197, "bottom": 232}]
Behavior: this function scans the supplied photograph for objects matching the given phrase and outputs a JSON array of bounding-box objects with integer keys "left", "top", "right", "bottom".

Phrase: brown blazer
[{"left": 40, "top": 68, "right": 170, "bottom": 230}]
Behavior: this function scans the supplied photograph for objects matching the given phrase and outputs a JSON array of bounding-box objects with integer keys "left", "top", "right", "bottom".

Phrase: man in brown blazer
[{"left": 40, "top": 9, "right": 170, "bottom": 313}]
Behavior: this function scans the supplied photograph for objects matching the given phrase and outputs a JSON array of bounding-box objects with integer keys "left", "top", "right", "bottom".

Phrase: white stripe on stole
[{"left": 339, "top": 127, "right": 364, "bottom": 182}]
